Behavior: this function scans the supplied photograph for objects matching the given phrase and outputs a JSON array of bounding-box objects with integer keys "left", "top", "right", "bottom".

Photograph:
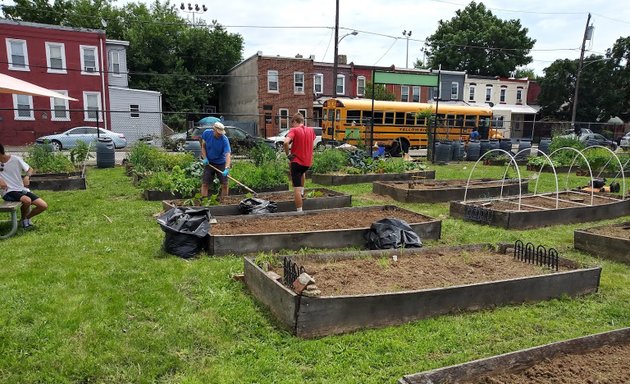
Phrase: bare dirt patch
[
  {"left": 211, "top": 206, "right": 430, "bottom": 235},
  {"left": 220, "top": 189, "right": 336, "bottom": 205},
  {"left": 588, "top": 223, "right": 630, "bottom": 240},
  {"left": 469, "top": 343, "right": 630, "bottom": 384},
  {"left": 468, "top": 192, "right": 621, "bottom": 211},
  {"left": 388, "top": 178, "right": 520, "bottom": 190},
  {"left": 275, "top": 248, "right": 566, "bottom": 296}
]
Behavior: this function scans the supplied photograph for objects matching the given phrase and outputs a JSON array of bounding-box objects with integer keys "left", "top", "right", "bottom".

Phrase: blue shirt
[
  {"left": 201, "top": 129, "right": 231, "bottom": 164},
  {"left": 470, "top": 130, "right": 480, "bottom": 140}
]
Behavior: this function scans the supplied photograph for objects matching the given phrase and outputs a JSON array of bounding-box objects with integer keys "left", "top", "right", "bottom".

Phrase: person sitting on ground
[{"left": 0, "top": 143, "right": 48, "bottom": 229}]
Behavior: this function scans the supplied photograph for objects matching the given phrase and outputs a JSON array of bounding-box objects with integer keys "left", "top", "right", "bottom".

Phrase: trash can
[
  {"left": 157, "top": 207, "right": 211, "bottom": 258},
  {"left": 96, "top": 137, "right": 115, "bottom": 168}
]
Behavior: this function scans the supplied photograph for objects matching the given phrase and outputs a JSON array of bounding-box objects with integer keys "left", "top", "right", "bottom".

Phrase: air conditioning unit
[{"left": 85, "top": 66, "right": 96, "bottom": 73}]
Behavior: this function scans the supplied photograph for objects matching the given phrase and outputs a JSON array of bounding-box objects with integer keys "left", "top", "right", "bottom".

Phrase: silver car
[
  {"left": 36, "top": 126, "right": 127, "bottom": 150},
  {"left": 619, "top": 132, "right": 630, "bottom": 150}
]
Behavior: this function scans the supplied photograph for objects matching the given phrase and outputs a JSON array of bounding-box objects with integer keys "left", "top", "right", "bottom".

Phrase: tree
[
  {"left": 424, "top": 1, "right": 535, "bottom": 77},
  {"left": 364, "top": 82, "right": 396, "bottom": 101},
  {"left": 514, "top": 68, "right": 537, "bottom": 80},
  {"left": 607, "top": 37, "right": 630, "bottom": 121}
]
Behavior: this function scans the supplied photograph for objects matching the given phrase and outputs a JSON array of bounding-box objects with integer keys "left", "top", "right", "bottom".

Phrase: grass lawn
[{"left": 1, "top": 163, "right": 629, "bottom": 383}]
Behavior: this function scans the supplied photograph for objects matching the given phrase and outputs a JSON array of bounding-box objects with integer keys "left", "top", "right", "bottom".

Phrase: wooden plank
[
  {"left": 0, "top": 201, "right": 21, "bottom": 212},
  {"left": 575, "top": 226, "right": 630, "bottom": 263}
]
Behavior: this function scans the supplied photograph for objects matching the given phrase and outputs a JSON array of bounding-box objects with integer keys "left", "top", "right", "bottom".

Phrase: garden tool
[{"left": 205, "top": 163, "right": 258, "bottom": 196}]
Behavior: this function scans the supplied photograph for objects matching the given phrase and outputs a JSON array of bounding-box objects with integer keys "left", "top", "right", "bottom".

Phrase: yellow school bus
[{"left": 322, "top": 98, "right": 499, "bottom": 151}]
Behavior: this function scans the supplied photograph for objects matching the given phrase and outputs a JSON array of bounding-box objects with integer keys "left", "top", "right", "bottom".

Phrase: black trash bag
[
  {"left": 365, "top": 218, "right": 422, "bottom": 250},
  {"left": 157, "top": 207, "right": 211, "bottom": 258},
  {"left": 590, "top": 178, "right": 606, "bottom": 188},
  {"left": 238, "top": 198, "right": 278, "bottom": 214}
]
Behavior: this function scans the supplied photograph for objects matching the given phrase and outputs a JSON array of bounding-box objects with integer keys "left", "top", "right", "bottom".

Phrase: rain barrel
[
  {"left": 479, "top": 140, "right": 491, "bottom": 156},
  {"left": 185, "top": 140, "right": 202, "bottom": 159},
  {"left": 96, "top": 137, "right": 115, "bottom": 168},
  {"left": 538, "top": 138, "right": 552, "bottom": 156},
  {"left": 434, "top": 141, "right": 452, "bottom": 163},
  {"left": 488, "top": 139, "right": 500, "bottom": 154},
  {"left": 451, "top": 140, "right": 465, "bottom": 161},
  {"left": 499, "top": 139, "right": 512, "bottom": 154},
  {"left": 516, "top": 139, "right": 532, "bottom": 161},
  {"left": 466, "top": 141, "right": 481, "bottom": 161}
]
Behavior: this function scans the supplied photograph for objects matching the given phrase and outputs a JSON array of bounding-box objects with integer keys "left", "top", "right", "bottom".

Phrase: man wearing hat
[{"left": 201, "top": 122, "right": 231, "bottom": 200}]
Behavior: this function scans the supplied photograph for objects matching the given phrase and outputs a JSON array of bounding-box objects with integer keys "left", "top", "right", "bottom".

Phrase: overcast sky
[{"left": 182, "top": 0, "right": 630, "bottom": 76}]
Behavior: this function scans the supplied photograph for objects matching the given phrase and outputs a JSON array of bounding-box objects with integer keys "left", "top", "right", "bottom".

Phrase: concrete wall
[{"left": 221, "top": 56, "right": 259, "bottom": 127}]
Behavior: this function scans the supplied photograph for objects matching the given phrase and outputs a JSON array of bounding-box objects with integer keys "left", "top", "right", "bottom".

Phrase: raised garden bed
[
  {"left": 373, "top": 178, "right": 528, "bottom": 203},
  {"left": 526, "top": 164, "right": 575, "bottom": 173},
  {"left": 574, "top": 222, "right": 630, "bottom": 264},
  {"left": 312, "top": 170, "right": 435, "bottom": 185},
  {"left": 208, "top": 205, "right": 441, "bottom": 255},
  {"left": 450, "top": 191, "right": 630, "bottom": 229},
  {"left": 244, "top": 243, "right": 600, "bottom": 338},
  {"left": 162, "top": 188, "right": 351, "bottom": 215},
  {"left": 230, "top": 183, "right": 288, "bottom": 195},
  {"left": 143, "top": 190, "right": 184, "bottom": 201},
  {"left": 30, "top": 171, "right": 86, "bottom": 191},
  {"left": 400, "top": 327, "right": 630, "bottom": 384}
]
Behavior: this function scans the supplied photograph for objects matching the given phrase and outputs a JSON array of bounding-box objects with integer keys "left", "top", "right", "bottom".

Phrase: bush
[
  {"left": 250, "top": 142, "right": 277, "bottom": 167},
  {"left": 229, "top": 160, "right": 288, "bottom": 191},
  {"left": 128, "top": 142, "right": 195, "bottom": 173},
  {"left": 26, "top": 144, "right": 75, "bottom": 173},
  {"left": 310, "top": 149, "right": 349, "bottom": 174},
  {"left": 549, "top": 137, "right": 585, "bottom": 166}
]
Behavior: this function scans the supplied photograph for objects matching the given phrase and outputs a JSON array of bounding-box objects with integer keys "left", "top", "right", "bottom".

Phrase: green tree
[
  {"left": 514, "top": 67, "right": 537, "bottom": 80},
  {"left": 607, "top": 36, "right": 630, "bottom": 121},
  {"left": 363, "top": 82, "right": 396, "bottom": 101},
  {"left": 424, "top": 1, "right": 535, "bottom": 76}
]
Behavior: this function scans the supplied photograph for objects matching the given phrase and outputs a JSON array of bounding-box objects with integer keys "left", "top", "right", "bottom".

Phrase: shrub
[
  {"left": 229, "top": 160, "right": 288, "bottom": 191},
  {"left": 26, "top": 144, "right": 75, "bottom": 173},
  {"left": 250, "top": 142, "right": 277, "bottom": 167},
  {"left": 549, "top": 137, "right": 585, "bottom": 166},
  {"left": 310, "top": 149, "right": 349, "bottom": 174}
]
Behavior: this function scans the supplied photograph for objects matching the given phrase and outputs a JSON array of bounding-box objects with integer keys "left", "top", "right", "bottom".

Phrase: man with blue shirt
[{"left": 201, "top": 122, "right": 231, "bottom": 200}]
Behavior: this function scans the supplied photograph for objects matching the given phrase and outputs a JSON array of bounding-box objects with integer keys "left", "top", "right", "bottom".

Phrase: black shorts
[
  {"left": 3, "top": 190, "right": 40, "bottom": 202},
  {"left": 202, "top": 162, "right": 227, "bottom": 185},
  {"left": 290, "top": 162, "right": 310, "bottom": 187}
]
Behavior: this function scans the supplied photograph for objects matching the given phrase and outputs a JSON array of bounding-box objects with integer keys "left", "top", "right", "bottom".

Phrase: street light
[
  {"left": 180, "top": 3, "right": 207, "bottom": 26},
  {"left": 402, "top": 30, "right": 412, "bottom": 68}
]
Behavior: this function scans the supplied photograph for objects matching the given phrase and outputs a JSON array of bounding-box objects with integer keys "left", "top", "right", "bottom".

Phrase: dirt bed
[
  {"left": 278, "top": 248, "right": 565, "bottom": 296},
  {"left": 469, "top": 192, "right": 620, "bottom": 211},
  {"left": 392, "top": 179, "right": 519, "bottom": 190},
  {"left": 220, "top": 189, "right": 336, "bottom": 205},
  {"left": 211, "top": 206, "right": 429, "bottom": 235},
  {"left": 588, "top": 223, "right": 630, "bottom": 240},
  {"left": 468, "top": 343, "right": 630, "bottom": 384}
]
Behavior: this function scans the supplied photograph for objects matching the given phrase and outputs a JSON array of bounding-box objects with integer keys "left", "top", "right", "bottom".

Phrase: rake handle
[{"left": 205, "top": 162, "right": 257, "bottom": 195}]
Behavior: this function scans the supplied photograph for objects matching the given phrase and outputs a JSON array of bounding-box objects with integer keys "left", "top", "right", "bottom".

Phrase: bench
[{"left": 0, "top": 201, "right": 22, "bottom": 239}]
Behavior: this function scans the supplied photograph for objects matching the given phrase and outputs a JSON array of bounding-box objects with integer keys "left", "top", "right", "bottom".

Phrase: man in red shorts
[{"left": 283, "top": 113, "right": 316, "bottom": 212}]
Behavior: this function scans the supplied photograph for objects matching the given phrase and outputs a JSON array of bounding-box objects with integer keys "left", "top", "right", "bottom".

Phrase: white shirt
[{"left": 0, "top": 155, "right": 30, "bottom": 195}]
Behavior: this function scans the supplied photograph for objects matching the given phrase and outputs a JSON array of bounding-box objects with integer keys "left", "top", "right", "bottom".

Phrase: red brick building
[{"left": 0, "top": 19, "right": 110, "bottom": 145}]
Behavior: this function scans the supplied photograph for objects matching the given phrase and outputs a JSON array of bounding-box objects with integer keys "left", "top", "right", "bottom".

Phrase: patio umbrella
[{"left": 0, "top": 73, "right": 78, "bottom": 101}]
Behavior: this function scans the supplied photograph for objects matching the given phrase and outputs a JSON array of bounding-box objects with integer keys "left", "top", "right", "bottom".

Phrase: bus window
[
  {"left": 362, "top": 111, "right": 372, "bottom": 124},
  {"left": 405, "top": 112, "right": 415, "bottom": 125},
  {"left": 446, "top": 114, "right": 455, "bottom": 127},
  {"left": 373, "top": 111, "right": 384, "bottom": 125},
  {"left": 384, "top": 112, "right": 394, "bottom": 125},
  {"left": 347, "top": 110, "right": 361, "bottom": 122},
  {"left": 416, "top": 115, "right": 426, "bottom": 126},
  {"left": 465, "top": 115, "right": 477, "bottom": 128},
  {"left": 436, "top": 114, "right": 446, "bottom": 125},
  {"left": 335, "top": 109, "right": 340, "bottom": 122},
  {"left": 395, "top": 112, "right": 405, "bottom": 125},
  {"left": 455, "top": 115, "right": 464, "bottom": 127}
]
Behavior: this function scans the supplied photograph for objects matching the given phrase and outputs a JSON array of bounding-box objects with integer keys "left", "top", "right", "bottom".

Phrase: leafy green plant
[
  {"left": 310, "top": 149, "right": 349, "bottom": 174},
  {"left": 26, "top": 144, "right": 75, "bottom": 173},
  {"left": 549, "top": 137, "right": 585, "bottom": 166},
  {"left": 69, "top": 140, "right": 93, "bottom": 166},
  {"left": 250, "top": 142, "right": 277, "bottom": 166},
  {"left": 229, "top": 160, "right": 288, "bottom": 191},
  {"left": 527, "top": 155, "right": 559, "bottom": 168}
]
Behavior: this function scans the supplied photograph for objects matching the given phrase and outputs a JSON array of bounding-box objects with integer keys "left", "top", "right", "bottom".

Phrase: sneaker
[{"left": 22, "top": 220, "right": 32, "bottom": 229}]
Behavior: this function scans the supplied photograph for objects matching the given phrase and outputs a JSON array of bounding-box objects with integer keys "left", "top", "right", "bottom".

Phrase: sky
[{"left": 176, "top": 0, "right": 630, "bottom": 76}]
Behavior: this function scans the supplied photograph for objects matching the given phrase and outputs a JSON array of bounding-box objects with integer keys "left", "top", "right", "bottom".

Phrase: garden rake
[{"left": 205, "top": 163, "right": 258, "bottom": 196}]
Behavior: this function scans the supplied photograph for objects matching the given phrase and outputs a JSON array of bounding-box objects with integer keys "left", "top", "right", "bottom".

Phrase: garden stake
[{"left": 205, "top": 163, "right": 258, "bottom": 196}]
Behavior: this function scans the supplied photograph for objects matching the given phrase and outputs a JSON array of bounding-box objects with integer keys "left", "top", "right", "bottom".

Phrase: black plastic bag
[
  {"left": 365, "top": 218, "right": 422, "bottom": 250},
  {"left": 157, "top": 207, "right": 211, "bottom": 258},
  {"left": 238, "top": 198, "right": 278, "bottom": 214}
]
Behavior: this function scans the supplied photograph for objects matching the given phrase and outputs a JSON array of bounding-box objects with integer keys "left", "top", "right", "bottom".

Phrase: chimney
[
  {"left": 338, "top": 54, "right": 347, "bottom": 65},
  {"left": 309, "top": 54, "right": 315, "bottom": 60},
  {"left": 295, "top": 54, "right": 303, "bottom": 58}
]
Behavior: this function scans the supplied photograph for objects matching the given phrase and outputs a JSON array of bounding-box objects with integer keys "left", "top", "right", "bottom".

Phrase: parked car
[
  {"left": 618, "top": 132, "right": 630, "bottom": 150},
  {"left": 167, "top": 125, "right": 272, "bottom": 153},
  {"left": 35, "top": 126, "right": 127, "bottom": 150},
  {"left": 166, "top": 127, "right": 205, "bottom": 152},
  {"left": 266, "top": 127, "right": 323, "bottom": 150},
  {"left": 579, "top": 133, "right": 618, "bottom": 150}
]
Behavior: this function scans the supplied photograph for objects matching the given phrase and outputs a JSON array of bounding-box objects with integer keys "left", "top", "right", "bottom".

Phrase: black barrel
[
  {"left": 466, "top": 141, "right": 481, "bottom": 161},
  {"left": 488, "top": 139, "right": 500, "bottom": 154},
  {"left": 434, "top": 141, "right": 452, "bottom": 164},
  {"left": 479, "top": 139, "right": 491, "bottom": 157},
  {"left": 96, "top": 137, "right": 115, "bottom": 168},
  {"left": 516, "top": 139, "right": 532, "bottom": 161},
  {"left": 451, "top": 140, "right": 465, "bottom": 161},
  {"left": 499, "top": 139, "right": 512, "bottom": 154},
  {"left": 538, "top": 138, "right": 552, "bottom": 156}
]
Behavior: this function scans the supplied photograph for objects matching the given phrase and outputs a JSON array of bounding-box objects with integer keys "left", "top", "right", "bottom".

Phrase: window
[
  {"left": 298, "top": 108, "right": 307, "bottom": 121},
  {"left": 469, "top": 85, "right": 476, "bottom": 101},
  {"left": 45, "top": 42, "right": 66, "bottom": 73},
  {"left": 431, "top": 87, "right": 439, "bottom": 100},
  {"left": 278, "top": 108, "right": 289, "bottom": 130},
  {"left": 336, "top": 75, "right": 345, "bottom": 95},
  {"left": 294, "top": 72, "right": 304, "bottom": 94},
  {"left": 13, "top": 94, "right": 34, "bottom": 120},
  {"left": 357, "top": 76, "right": 366, "bottom": 96},
  {"left": 50, "top": 91, "right": 70, "bottom": 121},
  {"left": 80, "top": 45, "right": 99, "bottom": 74},
  {"left": 412, "top": 86, "right": 420, "bottom": 102},
  {"left": 6, "top": 39, "right": 29, "bottom": 71},
  {"left": 395, "top": 112, "right": 404, "bottom": 125},
  {"left": 110, "top": 51, "right": 121, "bottom": 75},
  {"left": 83, "top": 92, "right": 102, "bottom": 122},
  {"left": 405, "top": 112, "right": 416, "bottom": 125},
  {"left": 401, "top": 86, "right": 409, "bottom": 102},
  {"left": 450, "top": 82, "right": 459, "bottom": 100},
  {"left": 493, "top": 116, "right": 504, "bottom": 128},
  {"left": 485, "top": 86, "right": 492, "bottom": 102},
  {"left": 267, "top": 70, "right": 279, "bottom": 92},
  {"left": 130, "top": 104, "right": 140, "bottom": 118},
  {"left": 313, "top": 73, "right": 323, "bottom": 94},
  {"left": 384, "top": 112, "right": 394, "bottom": 124},
  {"left": 500, "top": 88, "right": 506, "bottom": 103},
  {"left": 516, "top": 88, "right": 523, "bottom": 103}
]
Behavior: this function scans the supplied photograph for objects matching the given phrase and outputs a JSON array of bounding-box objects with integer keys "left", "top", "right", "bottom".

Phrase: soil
[
  {"left": 588, "top": 223, "right": 630, "bottom": 240},
  {"left": 211, "top": 206, "right": 430, "bottom": 235},
  {"left": 220, "top": 189, "right": 334, "bottom": 205},
  {"left": 274, "top": 248, "right": 567, "bottom": 296},
  {"left": 468, "top": 192, "right": 621, "bottom": 211},
  {"left": 385, "top": 179, "right": 520, "bottom": 190},
  {"left": 468, "top": 343, "right": 630, "bottom": 384}
]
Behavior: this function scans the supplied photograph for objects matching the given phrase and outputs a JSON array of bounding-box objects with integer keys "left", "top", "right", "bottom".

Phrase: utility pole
[
  {"left": 402, "top": 30, "right": 412, "bottom": 68},
  {"left": 571, "top": 13, "right": 593, "bottom": 134},
  {"left": 332, "top": 0, "right": 340, "bottom": 98}
]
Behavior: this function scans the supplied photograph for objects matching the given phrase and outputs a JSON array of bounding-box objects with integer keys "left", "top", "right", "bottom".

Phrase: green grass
[{"left": 1, "top": 164, "right": 629, "bottom": 383}]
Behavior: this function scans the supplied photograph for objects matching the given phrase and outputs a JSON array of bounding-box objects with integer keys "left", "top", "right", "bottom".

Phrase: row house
[
  {"left": 465, "top": 75, "right": 539, "bottom": 139},
  {"left": 0, "top": 19, "right": 162, "bottom": 146}
]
